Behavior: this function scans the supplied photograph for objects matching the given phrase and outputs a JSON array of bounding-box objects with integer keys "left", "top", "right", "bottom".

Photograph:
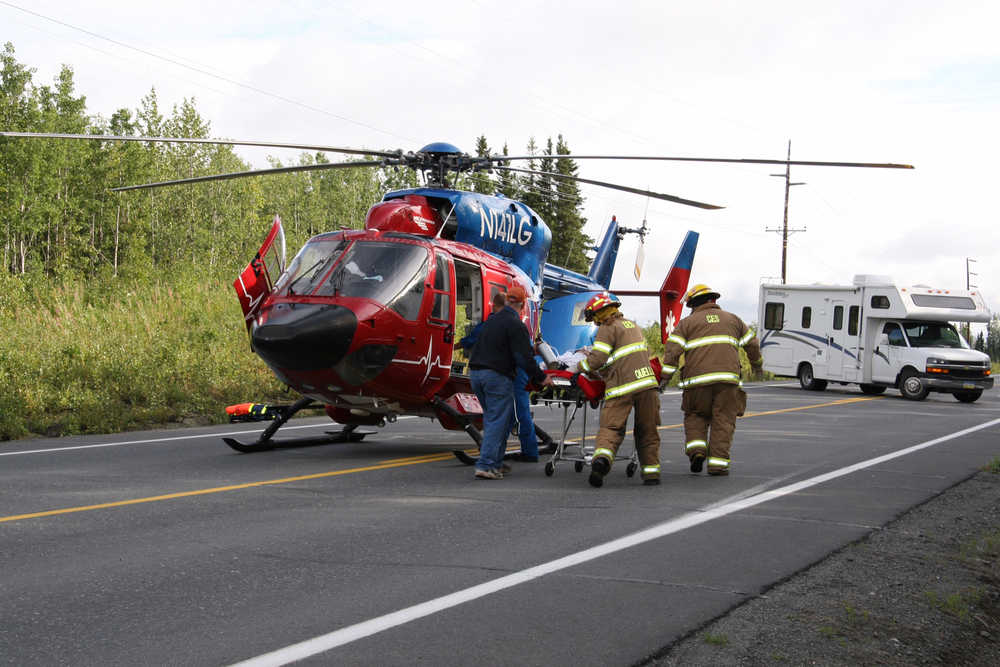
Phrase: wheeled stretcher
[{"left": 532, "top": 370, "right": 640, "bottom": 479}]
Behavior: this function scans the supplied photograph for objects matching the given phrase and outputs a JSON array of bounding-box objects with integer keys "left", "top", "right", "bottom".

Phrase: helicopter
[{"left": 0, "top": 131, "right": 913, "bottom": 454}]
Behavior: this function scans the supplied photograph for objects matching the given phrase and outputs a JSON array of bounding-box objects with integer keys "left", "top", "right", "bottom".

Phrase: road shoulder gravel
[{"left": 648, "top": 467, "right": 1000, "bottom": 666}]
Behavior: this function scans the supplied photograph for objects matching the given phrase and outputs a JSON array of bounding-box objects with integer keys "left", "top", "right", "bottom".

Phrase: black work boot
[
  {"left": 690, "top": 454, "right": 705, "bottom": 473},
  {"left": 589, "top": 456, "right": 611, "bottom": 488},
  {"left": 643, "top": 477, "right": 661, "bottom": 486}
]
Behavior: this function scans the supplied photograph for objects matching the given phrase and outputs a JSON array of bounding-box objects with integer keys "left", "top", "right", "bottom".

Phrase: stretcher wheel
[
  {"left": 626, "top": 462, "right": 638, "bottom": 478},
  {"left": 544, "top": 461, "right": 555, "bottom": 476},
  {"left": 574, "top": 461, "right": 584, "bottom": 473}
]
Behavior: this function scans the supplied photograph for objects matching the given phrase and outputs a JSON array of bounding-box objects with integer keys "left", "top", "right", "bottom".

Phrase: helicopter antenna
[{"left": 435, "top": 201, "right": 459, "bottom": 239}]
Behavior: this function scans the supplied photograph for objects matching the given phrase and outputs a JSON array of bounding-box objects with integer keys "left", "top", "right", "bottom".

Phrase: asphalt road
[{"left": 1, "top": 382, "right": 998, "bottom": 666}]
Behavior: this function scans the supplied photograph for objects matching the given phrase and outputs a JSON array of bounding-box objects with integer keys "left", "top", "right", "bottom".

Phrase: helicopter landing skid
[{"left": 222, "top": 397, "right": 372, "bottom": 453}]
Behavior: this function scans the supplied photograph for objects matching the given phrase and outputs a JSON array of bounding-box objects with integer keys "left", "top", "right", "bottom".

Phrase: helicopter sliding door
[
  {"left": 421, "top": 251, "right": 456, "bottom": 395},
  {"left": 451, "top": 259, "right": 483, "bottom": 375},
  {"left": 233, "top": 216, "right": 285, "bottom": 335}
]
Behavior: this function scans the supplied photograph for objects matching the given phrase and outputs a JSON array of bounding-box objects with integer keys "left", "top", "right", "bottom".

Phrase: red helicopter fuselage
[{"left": 235, "top": 195, "right": 539, "bottom": 430}]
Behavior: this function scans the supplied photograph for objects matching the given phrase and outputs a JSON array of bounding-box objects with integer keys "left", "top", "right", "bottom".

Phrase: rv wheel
[
  {"left": 798, "top": 364, "right": 827, "bottom": 391},
  {"left": 899, "top": 370, "right": 929, "bottom": 401},
  {"left": 952, "top": 390, "right": 982, "bottom": 403}
]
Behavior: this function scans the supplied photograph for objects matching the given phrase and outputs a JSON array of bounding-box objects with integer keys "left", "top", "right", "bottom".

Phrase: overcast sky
[{"left": 3, "top": 0, "right": 998, "bottom": 333}]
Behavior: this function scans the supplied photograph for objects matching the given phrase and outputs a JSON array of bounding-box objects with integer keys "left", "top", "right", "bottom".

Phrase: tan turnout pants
[
  {"left": 594, "top": 388, "right": 661, "bottom": 479},
  {"left": 681, "top": 383, "right": 746, "bottom": 474}
]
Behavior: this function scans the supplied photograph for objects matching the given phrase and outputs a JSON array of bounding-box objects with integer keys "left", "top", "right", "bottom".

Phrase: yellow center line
[
  {"left": 579, "top": 395, "right": 883, "bottom": 440},
  {"left": 0, "top": 452, "right": 456, "bottom": 524},
  {"left": 3, "top": 396, "right": 882, "bottom": 524}
]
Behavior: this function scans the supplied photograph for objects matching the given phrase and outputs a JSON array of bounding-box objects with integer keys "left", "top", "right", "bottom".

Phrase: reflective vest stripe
[
  {"left": 667, "top": 334, "right": 687, "bottom": 348},
  {"left": 642, "top": 465, "right": 660, "bottom": 474},
  {"left": 662, "top": 363, "right": 678, "bottom": 374},
  {"left": 685, "top": 439, "right": 707, "bottom": 452},
  {"left": 593, "top": 341, "right": 613, "bottom": 354},
  {"left": 678, "top": 371, "right": 741, "bottom": 388},
  {"left": 580, "top": 358, "right": 591, "bottom": 372},
  {"left": 594, "top": 447, "right": 615, "bottom": 461},
  {"left": 685, "top": 334, "right": 739, "bottom": 350},
  {"left": 601, "top": 341, "right": 647, "bottom": 368},
  {"left": 707, "top": 457, "right": 730, "bottom": 468},
  {"left": 605, "top": 375, "right": 658, "bottom": 399},
  {"left": 739, "top": 327, "right": 756, "bottom": 346}
]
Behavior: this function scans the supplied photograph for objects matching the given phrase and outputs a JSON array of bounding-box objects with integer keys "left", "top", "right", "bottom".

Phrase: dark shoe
[
  {"left": 643, "top": 477, "right": 661, "bottom": 486},
  {"left": 690, "top": 455, "right": 705, "bottom": 473},
  {"left": 707, "top": 469, "right": 729, "bottom": 477},
  {"left": 589, "top": 456, "right": 611, "bottom": 488},
  {"left": 512, "top": 454, "right": 539, "bottom": 462}
]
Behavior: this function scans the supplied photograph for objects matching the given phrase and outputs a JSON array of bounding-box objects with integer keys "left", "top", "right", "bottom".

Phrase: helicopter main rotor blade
[
  {"left": 490, "top": 153, "right": 914, "bottom": 169},
  {"left": 0, "top": 132, "right": 403, "bottom": 159},
  {"left": 111, "top": 160, "right": 386, "bottom": 192},
  {"left": 491, "top": 165, "right": 724, "bottom": 210}
]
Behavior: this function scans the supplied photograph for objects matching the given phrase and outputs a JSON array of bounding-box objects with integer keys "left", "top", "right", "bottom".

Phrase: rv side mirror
[{"left": 877, "top": 333, "right": 889, "bottom": 350}]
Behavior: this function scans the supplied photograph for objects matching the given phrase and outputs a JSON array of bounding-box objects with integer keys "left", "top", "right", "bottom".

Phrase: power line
[{"left": 0, "top": 1, "right": 412, "bottom": 144}]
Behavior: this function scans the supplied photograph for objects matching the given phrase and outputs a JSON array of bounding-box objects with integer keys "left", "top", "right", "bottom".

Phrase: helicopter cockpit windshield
[{"left": 316, "top": 241, "right": 429, "bottom": 319}]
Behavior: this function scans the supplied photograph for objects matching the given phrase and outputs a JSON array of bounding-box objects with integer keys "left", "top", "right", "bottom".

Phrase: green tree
[
  {"left": 552, "top": 134, "right": 590, "bottom": 272},
  {"left": 495, "top": 142, "right": 519, "bottom": 200},
  {"left": 470, "top": 134, "right": 492, "bottom": 194}
]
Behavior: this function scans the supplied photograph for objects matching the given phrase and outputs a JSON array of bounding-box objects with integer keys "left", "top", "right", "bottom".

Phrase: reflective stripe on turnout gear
[
  {"left": 678, "top": 371, "right": 742, "bottom": 388},
  {"left": 739, "top": 327, "right": 756, "bottom": 346},
  {"left": 601, "top": 341, "right": 648, "bottom": 368},
  {"left": 580, "top": 358, "right": 591, "bottom": 372},
  {"left": 667, "top": 333, "right": 687, "bottom": 348},
  {"left": 707, "top": 456, "right": 730, "bottom": 468},
  {"left": 685, "top": 334, "right": 739, "bottom": 350},
  {"left": 642, "top": 465, "right": 660, "bottom": 475},
  {"left": 685, "top": 439, "right": 707, "bottom": 453},
  {"left": 593, "top": 341, "right": 613, "bottom": 354},
  {"left": 594, "top": 447, "right": 615, "bottom": 461},
  {"left": 604, "top": 375, "right": 658, "bottom": 399},
  {"left": 662, "top": 363, "right": 678, "bottom": 373}
]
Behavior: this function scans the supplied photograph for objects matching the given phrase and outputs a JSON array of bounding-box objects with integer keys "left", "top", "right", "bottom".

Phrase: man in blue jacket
[{"left": 468, "top": 286, "right": 553, "bottom": 480}]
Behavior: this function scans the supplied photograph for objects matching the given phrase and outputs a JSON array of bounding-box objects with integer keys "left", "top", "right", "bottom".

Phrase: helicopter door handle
[{"left": 443, "top": 325, "right": 454, "bottom": 344}]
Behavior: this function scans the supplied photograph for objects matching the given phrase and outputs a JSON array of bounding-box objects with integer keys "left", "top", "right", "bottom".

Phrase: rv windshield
[{"left": 902, "top": 321, "right": 965, "bottom": 349}]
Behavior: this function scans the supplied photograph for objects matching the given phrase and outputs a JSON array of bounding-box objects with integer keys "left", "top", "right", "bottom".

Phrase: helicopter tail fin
[
  {"left": 657, "top": 230, "right": 698, "bottom": 342},
  {"left": 587, "top": 216, "right": 621, "bottom": 289}
]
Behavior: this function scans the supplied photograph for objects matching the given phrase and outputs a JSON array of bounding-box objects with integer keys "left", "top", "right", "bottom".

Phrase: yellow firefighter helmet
[{"left": 684, "top": 284, "right": 721, "bottom": 305}]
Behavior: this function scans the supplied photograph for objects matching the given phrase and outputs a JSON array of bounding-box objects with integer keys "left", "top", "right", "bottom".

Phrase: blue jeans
[
  {"left": 470, "top": 368, "right": 514, "bottom": 472},
  {"left": 511, "top": 367, "right": 538, "bottom": 457}
]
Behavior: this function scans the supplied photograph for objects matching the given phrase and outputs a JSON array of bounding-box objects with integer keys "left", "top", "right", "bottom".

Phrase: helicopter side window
[
  {"left": 431, "top": 253, "right": 452, "bottom": 322},
  {"left": 321, "top": 241, "right": 429, "bottom": 320}
]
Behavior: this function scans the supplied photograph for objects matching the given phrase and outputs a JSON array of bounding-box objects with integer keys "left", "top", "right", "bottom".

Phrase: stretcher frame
[{"left": 537, "top": 377, "right": 639, "bottom": 479}]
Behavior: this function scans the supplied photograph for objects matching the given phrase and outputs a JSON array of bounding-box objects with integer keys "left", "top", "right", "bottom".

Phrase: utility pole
[
  {"left": 766, "top": 140, "right": 807, "bottom": 284},
  {"left": 965, "top": 258, "right": 978, "bottom": 344}
]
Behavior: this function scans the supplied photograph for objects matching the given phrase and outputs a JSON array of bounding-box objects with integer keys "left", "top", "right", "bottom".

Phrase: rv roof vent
[{"left": 853, "top": 274, "right": 894, "bottom": 287}]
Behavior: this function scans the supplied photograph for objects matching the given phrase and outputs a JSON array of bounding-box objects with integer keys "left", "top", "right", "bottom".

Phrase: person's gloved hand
[{"left": 748, "top": 365, "right": 764, "bottom": 382}]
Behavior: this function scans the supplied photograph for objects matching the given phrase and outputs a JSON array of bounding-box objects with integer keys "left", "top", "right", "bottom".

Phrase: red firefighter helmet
[{"left": 583, "top": 292, "right": 621, "bottom": 322}]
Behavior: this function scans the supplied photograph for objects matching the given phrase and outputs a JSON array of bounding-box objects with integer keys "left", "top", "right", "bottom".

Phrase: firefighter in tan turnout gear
[
  {"left": 576, "top": 293, "right": 661, "bottom": 488},
  {"left": 661, "top": 284, "right": 762, "bottom": 476}
]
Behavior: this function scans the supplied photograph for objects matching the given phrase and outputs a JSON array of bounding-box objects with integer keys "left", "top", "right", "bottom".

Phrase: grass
[
  {"left": 0, "top": 274, "right": 288, "bottom": 440},
  {"left": 923, "top": 589, "right": 983, "bottom": 623},
  {"left": 703, "top": 632, "right": 729, "bottom": 645},
  {"left": 983, "top": 457, "right": 1000, "bottom": 474}
]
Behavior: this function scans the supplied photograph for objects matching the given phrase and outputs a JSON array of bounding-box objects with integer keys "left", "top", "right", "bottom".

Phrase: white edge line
[
  {"left": 0, "top": 416, "right": 417, "bottom": 457},
  {"left": 231, "top": 416, "right": 1000, "bottom": 667}
]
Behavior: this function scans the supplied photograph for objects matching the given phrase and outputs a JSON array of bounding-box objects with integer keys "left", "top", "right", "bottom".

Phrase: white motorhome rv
[{"left": 758, "top": 275, "right": 993, "bottom": 402}]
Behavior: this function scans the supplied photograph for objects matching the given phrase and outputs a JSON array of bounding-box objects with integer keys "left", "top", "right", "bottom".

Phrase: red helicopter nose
[{"left": 252, "top": 303, "right": 357, "bottom": 371}]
